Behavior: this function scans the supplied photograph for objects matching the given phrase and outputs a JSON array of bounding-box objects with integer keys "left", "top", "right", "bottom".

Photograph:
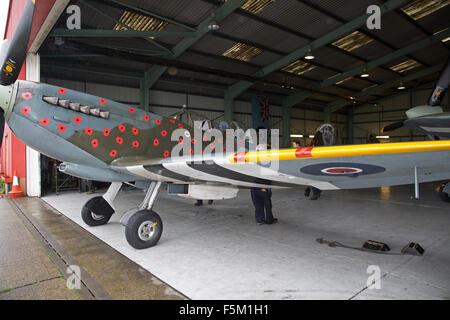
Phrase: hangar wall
[
  {"left": 352, "top": 87, "right": 450, "bottom": 144},
  {"left": 42, "top": 78, "right": 333, "bottom": 146}
]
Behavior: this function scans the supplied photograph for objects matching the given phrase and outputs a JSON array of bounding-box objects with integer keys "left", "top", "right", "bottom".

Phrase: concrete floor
[
  {"left": 0, "top": 197, "right": 185, "bottom": 300},
  {"left": 40, "top": 181, "right": 450, "bottom": 300}
]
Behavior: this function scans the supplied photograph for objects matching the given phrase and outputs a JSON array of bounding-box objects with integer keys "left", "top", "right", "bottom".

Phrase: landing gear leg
[
  {"left": 124, "top": 181, "right": 163, "bottom": 249},
  {"left": 439, "top": 182, "right": 450, "bottom": 202},
  {"left": 81, "top": 182, "right": 122, "bottom": 226}
]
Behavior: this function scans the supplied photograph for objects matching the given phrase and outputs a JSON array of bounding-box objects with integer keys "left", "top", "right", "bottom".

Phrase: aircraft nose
[{"left": 0, "top": 83, "right": 16, "bottom": 119}]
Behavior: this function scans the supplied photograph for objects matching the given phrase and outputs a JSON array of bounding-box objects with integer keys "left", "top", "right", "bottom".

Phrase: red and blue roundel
[{"left": 300, "top": 162, "right": 385, "bottom": 176}]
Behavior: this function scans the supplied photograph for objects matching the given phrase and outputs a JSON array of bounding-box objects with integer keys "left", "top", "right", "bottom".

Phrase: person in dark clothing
[{"left": 250, "top": 187, "right": 278, "bottom": 225}]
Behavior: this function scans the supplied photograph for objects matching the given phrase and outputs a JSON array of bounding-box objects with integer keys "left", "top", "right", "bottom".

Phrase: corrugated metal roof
[{"left": 401, "top": 0, "right": 450, "bottom": 20}]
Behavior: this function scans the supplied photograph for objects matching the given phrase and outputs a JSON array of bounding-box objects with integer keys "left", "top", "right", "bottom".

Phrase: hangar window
[
  {"left": 222, "top": 0, "right": 276, "bottom": 14},
  {"left": 332, "top": 31, "right": 373, "bottom": 52},
  {"left": 389, "top": 59, "right": 422, "bottom": 73},
  {"left": 113, "top": 11, "right": 168, "bottom": 39},
  {"left": 401, "top": 0, "right": 449, "bottom": 20},
  {"left": 282, "top": 60, "right": 316, "bottom": 75},
  {"left": 222, "top": 43, "right": 263, "bottom": 61},
  {"left": 335, "top": 76, "right": 353, "bottom": 85}
]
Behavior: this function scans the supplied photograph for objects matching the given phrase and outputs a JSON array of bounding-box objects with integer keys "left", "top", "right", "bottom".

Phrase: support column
[
  {"left": 140, "top": 71, "right": 150, "bottom": 111},
  {"left": 224, "top": 94, "right": 233, "bottom": 123},
  {"left": 282, "top": 102, "right": 291, "bottom": 148},
  {"left": 347, "top": 106, "right": 354, "bottom": 144},
  {"left": 25, "top": 53, "right": 41, "bottom": 197},
  {"left": 324, "top": 106, "right": 331, "bottom": 123}
]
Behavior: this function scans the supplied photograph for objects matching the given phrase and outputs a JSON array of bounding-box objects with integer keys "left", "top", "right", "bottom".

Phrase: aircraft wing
[{"left": 123, "top": 140, "right": 450, "bottom": 190}]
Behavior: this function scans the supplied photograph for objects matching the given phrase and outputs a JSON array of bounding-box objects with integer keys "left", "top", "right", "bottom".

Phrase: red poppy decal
[
  {"left": 154, "top": 138, "right": 159, "bottom": 146},
  {"left": 73, "top": 116, "right": 82, "bottom": 124},
  {"left": 109, "top": 150, "right": 117, "bottom": 157},
  {"left": 178, "top": 138, "right": 183, "bottom": 144},
  {"left": 129, "top": 107, "right": 135, "bottom": 113},
  {"left": 118, "top": 124, "right": 125, "bottom": 132},
  {"left": 178, "top": 123, "right": 183, "bottom": 128},
  {"left": 58, "top": 88, "right": 66, "bottom": 94},
  {"left": 103, "top": 128, "right": 110, "bottom": 136},
  {"left": 58, "top": 124, "right": 66, "bottom": 133},
  {"left": 155, "top": 119, "right": 161, "bottom": 125},
  {"left": 91, "top": 139, "right": 99, "bottom": 148},
  {"left": 163, "top": 150, "right": 169, "bottom": 157},
  {"left": 223, "top": 147, "right": 226, "bottom": 152},
  {"left": 99, "top": 98, "right": 106, "bottom": 105},
  {"left": 85, "top": 127, "right": 93, "bottom": 135},
  {"left": 40, "top": 118, "right": 49, "bottom": 126},
  {"left": 22, "top": 92, "right": 32, "bottom": 100},
  {"left": 203, "top": 136, "right": 207, "bottom": 142},
  {"left": 144, "top": 115, "right": 150, "bottom": 122},
  {"left": 209, "top": 143, "right": 214, "bottom": 149},
  {"left": 191, "top": 138, "right": 196, "bottom": 144},
  {"left": 190, "top": 149, "right": 194, "bottom": 155},
  {"left": 132, "top": 127, "right": 139, "bottom": 135},
  {"left": 161, "top": 130, "right": 167, "bottom": 137},
  {"left": 116, "top": 137, "right": 123, "bottom": 144},
  {"left": 169, "top": 119, "right": 175, "bottom": 124},
  {"left": 132, "top": 141, "right": 139, "bottom": 148},
  {"left": 21, "top": 106, "right": 31, "bottom": 115}
]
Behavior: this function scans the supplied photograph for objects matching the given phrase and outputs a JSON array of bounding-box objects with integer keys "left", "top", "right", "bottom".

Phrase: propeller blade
[
  {"left": 0, "top": 0, "right": 35, "bottom": 86},
  {"left": 381, "top": 121, "right": 404, "bottom": 133},
  {"left": 428, "top": 59, "right": 450, "bottom": 106}
]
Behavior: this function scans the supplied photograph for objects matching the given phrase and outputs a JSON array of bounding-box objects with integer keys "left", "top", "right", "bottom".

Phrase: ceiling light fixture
[
  {"left": 397, "top": 82, "right": 406, "bottom": 90},
  {"left": 207, "top": 12, "right": 220, "bottom": 31},
  {"left": 290, "top": 134, "right": 304, "bottom": 138},
  {"left": 309, "top": 135, "right": 315, "bottom": 138},
  {"left": 305, "top": 48, "right": 315, "bottom": 60},
  {"left": 376, "top": 135, "right": 390, "bottom": 139}
]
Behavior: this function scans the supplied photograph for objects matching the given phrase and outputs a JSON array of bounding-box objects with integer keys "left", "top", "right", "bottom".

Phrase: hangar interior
[{"left": 1, "top": 0, "right": 449, "bottom": 300}]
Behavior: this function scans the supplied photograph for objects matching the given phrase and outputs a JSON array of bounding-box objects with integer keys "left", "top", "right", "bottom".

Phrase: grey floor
[{"left": 42, "top": 182, "right": 450, "bottom": 300}]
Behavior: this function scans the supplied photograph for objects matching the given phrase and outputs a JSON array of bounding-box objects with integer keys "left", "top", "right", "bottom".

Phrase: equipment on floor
[
  {"left": 316, "top": 238, "right": 425, "bottom": 256},
  {"left": 362, "top": 240, "right": 390, "bottom": 252},
  {"left": 401, "top": 242, "right": 425, "bottom": 256}
]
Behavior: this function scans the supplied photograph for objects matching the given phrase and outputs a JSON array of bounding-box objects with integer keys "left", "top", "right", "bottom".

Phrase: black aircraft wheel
[
  {"left": 439, "top": 183, "right": 450, "bottom": 203},
  {"left": 125, "top": 210, "right": 163, "bottom": 249},
  {"left": 81, "top": 196, "right": 114, "bottom": 226}
]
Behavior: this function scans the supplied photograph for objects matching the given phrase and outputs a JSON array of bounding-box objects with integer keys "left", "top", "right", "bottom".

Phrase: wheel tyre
[
  {"left": 439, "top": 184, "right": 450, "bottom": 202},
  {"left": 125, "top": 210, "right": 163, "bottom": 249},
  {"left": 81, "top": 196, "right": 113, "bottom": 226}
]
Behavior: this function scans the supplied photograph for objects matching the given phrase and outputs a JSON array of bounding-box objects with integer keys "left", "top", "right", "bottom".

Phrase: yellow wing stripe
[{"left": 228, "top": 140, "right": 450, "bottom": 163}]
